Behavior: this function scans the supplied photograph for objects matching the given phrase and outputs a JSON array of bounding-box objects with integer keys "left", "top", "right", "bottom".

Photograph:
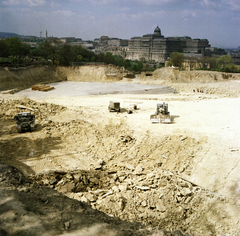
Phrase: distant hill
[
  {"left": 0, "top": 32, "right": 21, "bottom": 38},
  {"left": 0, "top": 32, "right": 38, "bottom": 39}
]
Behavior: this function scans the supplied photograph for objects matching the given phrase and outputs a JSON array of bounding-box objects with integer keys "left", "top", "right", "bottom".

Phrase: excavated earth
[{"left": 1, "top": 66, "right": 240, "bottom": 236}]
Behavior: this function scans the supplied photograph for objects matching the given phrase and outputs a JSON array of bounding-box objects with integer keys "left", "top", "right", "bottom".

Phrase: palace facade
[{"left": 126, "top": 26, "right": 210, "bottom": 63}]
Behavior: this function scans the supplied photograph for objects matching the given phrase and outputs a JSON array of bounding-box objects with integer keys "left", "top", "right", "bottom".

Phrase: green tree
[
  {"left": 21, "top": 43, "right": 31, "bottom": 56},
  {"left": 214, "top": 48, "right": 227, "bottom": 55},
  {"left": 5, "top": 37, "right": 30, "bottom": 64},
  {"left": 0, "top": 40, "right": 9, "bottom": 57},
  {"left": 123, "top": 59, "right": 131, "bottom": 70},
  {"left": 104, "top": 52, "right": 114, "bottom": 64},
  {"left": 6, "top": 37, "right": 22, "bottom": 58},
  {"left": 216, "top": 55, "right": 237, "bottom": 72},
  {"left": 38, "top": 41, "right": 56, "bottom": 64},
  {"left": 57, "top": 44, "right": 73, "bottom": 65},
  {"left": 97, "top": 52, "right": 105, "bottom": 62},
  {"left": 168, "top": 52, "right": 185, "bottom": 68}
]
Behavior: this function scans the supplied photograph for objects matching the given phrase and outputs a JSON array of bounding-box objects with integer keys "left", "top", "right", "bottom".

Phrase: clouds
[
  {"left": 0, "top": 0, "right": 239, "bottom": 47},
  {"left": 200, "top": 0, "right": 240, "bottom": 11},
  {"left": 2, "top": 0, "right": 46, "bottom": 7}
]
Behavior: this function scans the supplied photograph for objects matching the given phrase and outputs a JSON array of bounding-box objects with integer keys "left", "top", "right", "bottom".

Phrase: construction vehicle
[
  {"left": 108, "top": 101, "right": 120, "bottom": 112},
  {"left": 14, "top": 112, "right": 36, "bottom": 132},
  {"left": 150, "top": 102, "right": 171, "bottom": 123},
  {"left": 124, "top": 100, "right": 143, "bottom": 114}
]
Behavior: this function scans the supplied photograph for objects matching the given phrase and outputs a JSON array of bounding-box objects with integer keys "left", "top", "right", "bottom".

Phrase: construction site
[{"left": 1, "top": 65, "right": 240, "bottom": 236}]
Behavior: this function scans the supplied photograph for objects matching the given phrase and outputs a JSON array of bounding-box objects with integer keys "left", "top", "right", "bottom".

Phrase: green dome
[{"left": 154, "top": 26, "right": 161, "bottom": 35}]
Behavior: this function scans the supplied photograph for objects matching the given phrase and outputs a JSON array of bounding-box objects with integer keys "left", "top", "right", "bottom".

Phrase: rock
[
  {"left": 96, "top": 159, "right": 105, "bottom": 165},
  {"left": 73, "top": 173, "right": 82, "bottom": 182},
  {"left": 118, "top": 200, "right": 125, "bottom": 211},
  {"left": 180, "top": 188, "right": 192, "bottom": 196},
  {"left": 58, "top": 181, "right": 75, "bottom": 193},
  {"left": 94, "top": 165, "right": 102, "bottom": 170},
  {"left": 64, "top": 221, "right": 71, "bottom": 230},
  {"left": 126, "top": 164, "right": 134, "bottom": 170},
  {"left": 89, "top": 189, "right": 109, "bottom": 196},
  {"left": 156, "top": 200, "right": 167, "bottom": 212},
  {"left": 118, "top": 176, "right": 126, "bottom": 182},
  {"left": 39, "top": 195, "right": 48, "bottom": 202},
  {"left": 49, "top": 178, "right": 58, "bottom": 185},
  {"left": 89, "top": 177, "right": 99, "bottom": 184},
  {"left": 135, "top": 165, "right": 143, "bottom": 173},
  {"left": 75, "top": 182, "right": 85, "bottom": 192},
  {"left": 112, "top": 186, "right": 119, "bottom": 192},
  {"left": 135, "top": 186, "right": 150, "bottom": 191},
  {"left": 100, "top": 191, "right": 114, "bottom": 199},
  {"left": 118, "top": 184, "right": 128, "bottom": 192},
  {"left": 85, "top": 192, "right": 97, "bottom": 202},
  {"left": 81, "top": 195, "right": 90, "bottom": 204}
]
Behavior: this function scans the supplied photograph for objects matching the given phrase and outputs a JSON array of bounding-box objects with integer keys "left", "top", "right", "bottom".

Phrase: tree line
[
  {"left": 0, "top": 37, "right": 143, "bottom": 72},
  {"left": 168, "top": 52, "right": 239, "bottom": 73}
]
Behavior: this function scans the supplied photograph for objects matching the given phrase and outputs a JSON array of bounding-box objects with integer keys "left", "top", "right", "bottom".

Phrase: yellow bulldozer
[{"left": 150, "top": 102, "right": 171, "bottom": 124}]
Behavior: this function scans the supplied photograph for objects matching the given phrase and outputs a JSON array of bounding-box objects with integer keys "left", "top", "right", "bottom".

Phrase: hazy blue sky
[{"left": 0, "top": 0, "right": 239, "bottom": 48}]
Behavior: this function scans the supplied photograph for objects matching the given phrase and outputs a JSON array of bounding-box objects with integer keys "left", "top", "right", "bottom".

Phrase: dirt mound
[
  {"left": 58, "top": 64, "right": 130, "bottom": 82},
  {"left": 137, "top": 67, "right": 240, "bottom": 97},
  {"left": 152, "top": 67, "right": 240, "bottom": 83}
]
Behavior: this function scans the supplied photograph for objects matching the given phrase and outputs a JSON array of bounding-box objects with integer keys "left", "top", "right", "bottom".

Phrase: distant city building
[
  {"left": 126, "top": 26, "right": 210, "bottom": 63},
  {"left": 108, "top": 38, "right": 128, "bottom": 47},
  {"left": 94, "top": 36, "right": 128, "bottom": 48},
  {"left": 60, "top": 37, "right": 82, "bottom": 43}
]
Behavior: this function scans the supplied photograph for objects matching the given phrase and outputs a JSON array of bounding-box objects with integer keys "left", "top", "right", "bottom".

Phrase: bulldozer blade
[
  {"left": 160, "top": 115, "right": 171, "bottom": 123},
  {"left": 150, "top": 114, "right": 160, "bottom": 123},
  {"left": 150, "top": 114, "right": 171, "bottom": 124}
]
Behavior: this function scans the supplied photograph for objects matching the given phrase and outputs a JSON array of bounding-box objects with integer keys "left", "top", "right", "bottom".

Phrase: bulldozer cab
[
  {"left": 108, "top": 101, "right": 120, "bottom": 112},
  {"left": 156, "top": 102, "right": 169, "bottom": 115},
  {"left": 14, "top": 112, "right": 35, "bottom": 132}
]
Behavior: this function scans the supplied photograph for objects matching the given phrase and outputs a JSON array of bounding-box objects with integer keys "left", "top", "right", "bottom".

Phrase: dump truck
[
  {"left": 108, "top": 101, "right": 120, "bottom": 112},
  {"left": 150, "top": 102, "right": 171, "bottom": 123},
  {"left": 14, "top": 112, "right": 36, "bottom": 132}
]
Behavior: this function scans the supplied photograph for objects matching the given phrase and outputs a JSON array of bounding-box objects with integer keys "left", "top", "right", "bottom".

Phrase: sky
[{"left": 0, "top": 0, "right": 239, "bottom": 48}]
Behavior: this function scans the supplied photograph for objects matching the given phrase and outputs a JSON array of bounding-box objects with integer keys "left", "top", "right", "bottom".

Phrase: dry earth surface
[{"left": 1, "top": 66, "right": 240, "bottom": 236}]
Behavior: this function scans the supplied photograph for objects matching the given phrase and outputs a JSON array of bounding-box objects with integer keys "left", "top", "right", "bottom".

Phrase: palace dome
[{"left": 154, "top": 26, "right": 161, "bottom": 35}]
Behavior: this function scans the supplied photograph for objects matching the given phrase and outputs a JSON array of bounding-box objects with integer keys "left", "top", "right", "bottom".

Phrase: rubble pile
[
  {"left": 30, "top": 167, "right": 235, "bottom": 235},
  {"left": 1, "top": 162, "right": 192, "bottom": 236}
]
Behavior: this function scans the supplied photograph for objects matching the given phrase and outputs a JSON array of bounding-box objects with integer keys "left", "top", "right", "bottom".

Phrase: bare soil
[{"left": 1, "top": 66, "right": 240, "bottom": 236}]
